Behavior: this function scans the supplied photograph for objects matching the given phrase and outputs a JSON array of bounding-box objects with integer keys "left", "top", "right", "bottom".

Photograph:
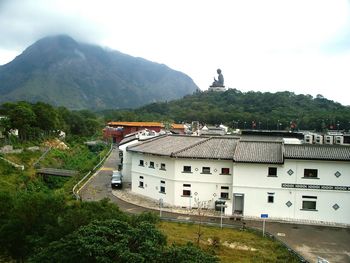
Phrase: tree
[{"left": 30, "top": 219, "right": 166, "bottom": 263}]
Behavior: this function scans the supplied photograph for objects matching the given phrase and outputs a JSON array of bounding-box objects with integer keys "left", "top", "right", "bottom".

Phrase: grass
[{"left": 158, "top": 221, "right": 300, "bottom": 263}]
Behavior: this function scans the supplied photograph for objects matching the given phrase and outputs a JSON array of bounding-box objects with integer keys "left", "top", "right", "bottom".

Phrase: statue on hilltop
[{"left": 211, "top": 68, "right": 224, "bottom": 87}]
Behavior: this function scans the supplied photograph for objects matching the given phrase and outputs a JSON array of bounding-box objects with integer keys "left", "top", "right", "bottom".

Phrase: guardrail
[
  {"left": 32, "top": 146, "right": 52, "bottom": 168},
  {"left": 0, "top": 156, "right": 24, "bottom": 170},
  {"left": 72, "top": 143, "right": 114, "bottom": 200}
]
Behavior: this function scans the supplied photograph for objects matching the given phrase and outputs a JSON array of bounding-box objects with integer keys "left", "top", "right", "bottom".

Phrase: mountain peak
[{"left": 0, "top": 36, "right": 198, "bottom": 110}]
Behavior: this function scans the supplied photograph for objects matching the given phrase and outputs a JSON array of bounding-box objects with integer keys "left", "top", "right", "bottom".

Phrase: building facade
[{"left": 125, "top": 135, "right": 350, "bottom": 225}]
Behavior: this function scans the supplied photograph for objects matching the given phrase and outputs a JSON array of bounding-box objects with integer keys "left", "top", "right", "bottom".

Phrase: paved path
[{"left": 79, "top": 148, "right": 350, "bottom": 263}]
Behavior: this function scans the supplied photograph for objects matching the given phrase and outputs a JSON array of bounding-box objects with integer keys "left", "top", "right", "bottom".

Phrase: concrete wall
[{"left": 233, "top": 160, "right": 350, "bottom": 225}]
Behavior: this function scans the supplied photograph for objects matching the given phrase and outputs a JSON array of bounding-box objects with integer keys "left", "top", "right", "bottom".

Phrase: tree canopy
[{"left": 101, "top": 89, "right": 350, "bottom": 132}]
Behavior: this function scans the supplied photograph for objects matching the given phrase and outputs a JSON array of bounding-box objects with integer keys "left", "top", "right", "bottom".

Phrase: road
[{"left": 79, "top": 148, "right": 350, "bottom": 263}]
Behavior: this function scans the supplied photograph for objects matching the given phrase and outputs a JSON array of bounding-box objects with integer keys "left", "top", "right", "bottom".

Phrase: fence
[{"left": 72, "top": 143, "right": 113, "bottom": 200}]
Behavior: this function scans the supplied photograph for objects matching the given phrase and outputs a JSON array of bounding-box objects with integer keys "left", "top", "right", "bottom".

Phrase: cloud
[{"left": 0, "top": 0, "right": 108, "bottom": 51}]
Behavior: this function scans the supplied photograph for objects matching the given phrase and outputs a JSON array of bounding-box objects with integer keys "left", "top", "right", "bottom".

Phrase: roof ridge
[{"left": 171, "top": 137, "right": 212, "bottom": 157}]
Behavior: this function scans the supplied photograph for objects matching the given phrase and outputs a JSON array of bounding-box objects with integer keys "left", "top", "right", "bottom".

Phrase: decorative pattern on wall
[
  {"left": 287, "top": 169, "right": 294, "bottom": 176},
  {"left": 286, "top": 201, "right": 292, "bottom": 207},
  {"left": 282, "top": 183, "right": 350, "bottom": 191},
  {"left": 334, "top": 171, "right": 341, "bottom": 178},
  {"left": 332, "top": 204, "right": 340, "bottom": 210}
]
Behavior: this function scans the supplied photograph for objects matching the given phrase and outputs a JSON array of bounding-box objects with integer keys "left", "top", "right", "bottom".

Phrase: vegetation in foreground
[{"left": 159, "top": 221, "right": 300, "bottom": 263}]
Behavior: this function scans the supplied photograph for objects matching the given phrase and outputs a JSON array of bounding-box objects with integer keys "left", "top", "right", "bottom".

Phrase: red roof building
[{"left": 103, "top": 121, "right": 164, "bottom": 143}]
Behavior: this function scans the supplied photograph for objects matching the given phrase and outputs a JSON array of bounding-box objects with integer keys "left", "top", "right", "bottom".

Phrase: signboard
[{"left": 261, "top": 214, "right": 268, "bottom": 219}]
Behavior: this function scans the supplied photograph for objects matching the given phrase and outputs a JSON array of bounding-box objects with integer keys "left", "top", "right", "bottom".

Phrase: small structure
[
  {"left": 36, "top": 168, "right": 78, "bottom": 177},
  {"left": 209, "top": 68, "right": 226, "bottom": 92},
  {"left": 103, "top": 122, "right": 164, "bottom": 144},
  {"left": 170, "top": 124, "right": 186, "bottom": 134}
]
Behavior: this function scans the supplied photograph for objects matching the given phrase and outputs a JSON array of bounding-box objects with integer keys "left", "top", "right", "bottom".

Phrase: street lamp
[{"left": 217, "top": 202, "right": 227, "bottom": 229}]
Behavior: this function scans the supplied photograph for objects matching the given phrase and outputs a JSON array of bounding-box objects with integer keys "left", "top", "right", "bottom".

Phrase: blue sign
[{"left": 261, "top": 214, "right": 268, "bottom": 219}]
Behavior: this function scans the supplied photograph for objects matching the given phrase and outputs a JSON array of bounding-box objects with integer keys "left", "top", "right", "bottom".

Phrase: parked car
[{"left": 111, "top": 170, "right": 123, "bottom": 189}]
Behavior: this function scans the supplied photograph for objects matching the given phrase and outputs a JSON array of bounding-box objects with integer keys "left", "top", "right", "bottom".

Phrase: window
[
  {"left": 303, "top": 169, "right": 318, "bottom": 178},
  {"left": 160, "top": 163, "right": 166, "bottom": 170},
  {"left": 268, "top": 167, "right": 277, "bottom": 177},
  {"left": 220, "top": 186, "right": 229, "bottom": 199},
  {"left": 202, "top": 167, "right": 211, "bottom": 174},
  {"left": 302, "top": 196, "right": 317, "bottom": 210},
  {"left": 149, "top": 161, "right": 155, "bottom": 168},
  {"left": 160, "top": 180, "right": 166, "bottom": 193},
  {"left": 139, "top": 176, "right": 144, "bottom": 188},
  {"left": 182, "top": 184, "right": 191, "bottom": 197},
  {"left": 182, "top": 190, "right": 191, "bottom": 196},
  {"left": 139, "top": 160, "right": 144, "bottom": 166},
  {"left": 267, "top": 193, "right": 275, "bottom": 203},
  {"left": 220, "top": 192, "right": 229, "bottom": 199},
  {"left": 183, "top": 166, "right": 192, "bottom": 173},
  {"left": 221, "top": 168, "right": 230, "bottom": 175}
]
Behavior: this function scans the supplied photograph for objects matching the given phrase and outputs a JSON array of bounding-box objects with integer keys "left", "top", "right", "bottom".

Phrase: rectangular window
[
  {"left": 302, "top": 201, "right": 317, "bottom": 210},
  {"left": 221, "top": 168, "right": 230, "bottom": 175},
  {"left": 160, "top": 163, "right": 166, "bottom": 170},
  {"left": 301, "top": 196, "right": 317, "bottom": 210},
  {"left": 182, "top": 190, "right": 191, "bottom": 196},
  {"left": 139, "top": 176, "right": 144, "bottom": 188},
  {"left": 149, "top": 161, "right": 155, "bottom": 168},
  {"left": 268, "top": 167, "right": 277, "bottom": 177},
  {"left": 183, "top": 166, "right": 192, "bottom": 173},
  {"left": 267, "top": 195, "right": 274, "bottom": 203},
  {"left": 139, "top": 160, "right": 144, "bottom": 166},
  {"left": 202, "top": 167, "right": 211, "bottom": 174},
  {"left": 220, "top": 192, "right": 229, "bottom": 199},
  {"left": 182, "top": 184, "right": 191, "bottom": 197},
  {"left": 303, "top": 169, "right": 318, "bottom": 178},
  {"left": 160, "top": 180, "right": 165, "bottom": 193}
]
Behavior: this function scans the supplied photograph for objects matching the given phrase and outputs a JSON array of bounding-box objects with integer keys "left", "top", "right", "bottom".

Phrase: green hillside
[{"left": 103, "top": 89, "right": 350, "bottom": 131}]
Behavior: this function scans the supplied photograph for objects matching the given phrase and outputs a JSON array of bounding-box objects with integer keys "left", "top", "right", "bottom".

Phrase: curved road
[{"left": 79, "top": 148, "right": 350, "bottom": 263}]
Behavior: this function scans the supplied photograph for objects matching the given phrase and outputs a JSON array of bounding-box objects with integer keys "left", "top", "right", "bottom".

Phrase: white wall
[
  {"left": 119, "top": 140, "right": 140, "bottom": 183},
  {"left": 128, "top": 150, "right": 350, "bottom": 225},
  {"left": 233, "top": 160, "right": 350, "bottom": 225},
  {"left": 130, "top": 153, "right": 233, "bottom": 209}
]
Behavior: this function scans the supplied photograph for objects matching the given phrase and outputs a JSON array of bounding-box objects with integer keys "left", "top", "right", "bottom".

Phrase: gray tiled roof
[
  {"left": 127, "top": 134, "right": 350, "bottom": 162},
  {"left": 284, "top": 144, "right": 350, "bottom": 161},
  {"left": 173, "top": 137, "right": 238, "bottom": 160},
  {"left": 127, "top": 135, "right": 206, "bottom": 156},
  {"left": 234, "top": 141, "right": 283, "bottom": 163}
]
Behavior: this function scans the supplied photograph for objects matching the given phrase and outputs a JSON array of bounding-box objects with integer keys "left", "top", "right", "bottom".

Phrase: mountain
[
  {"left": 0, "top": 35, "right": 198, "bottom": 110},
  {"left": 106, "top": 89, "right": 350, "bottom": 131}
]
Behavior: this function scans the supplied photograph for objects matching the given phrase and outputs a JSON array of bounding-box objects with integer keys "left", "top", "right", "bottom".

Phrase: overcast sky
[{"left": 1, "top": 0, "right": 350, "bottom": 105}]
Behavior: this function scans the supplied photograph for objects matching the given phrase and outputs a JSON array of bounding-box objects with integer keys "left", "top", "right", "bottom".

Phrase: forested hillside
[{"left": 102, "top": 89, "right": 350, "bottom": 131}]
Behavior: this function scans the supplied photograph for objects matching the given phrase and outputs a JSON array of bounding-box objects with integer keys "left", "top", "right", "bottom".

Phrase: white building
[{"left": 125, "top": 135, "right": 350, "bottom": 226}]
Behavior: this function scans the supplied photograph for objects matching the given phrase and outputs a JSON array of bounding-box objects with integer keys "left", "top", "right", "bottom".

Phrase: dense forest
[
  {"left": 102, "top": 89, "right": 350, "bottom": 132},
  {"left": 0, "top": 101, "right": 101, "bottom": 142}
]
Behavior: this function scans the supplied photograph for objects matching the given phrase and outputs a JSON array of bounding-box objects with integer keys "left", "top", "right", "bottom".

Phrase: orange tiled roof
[
  {"left": 108, "top": 121, "right": 164, "bottom": 127},
  {"left": 171, "top": 124, "right": 185, "bottom": 129}
]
